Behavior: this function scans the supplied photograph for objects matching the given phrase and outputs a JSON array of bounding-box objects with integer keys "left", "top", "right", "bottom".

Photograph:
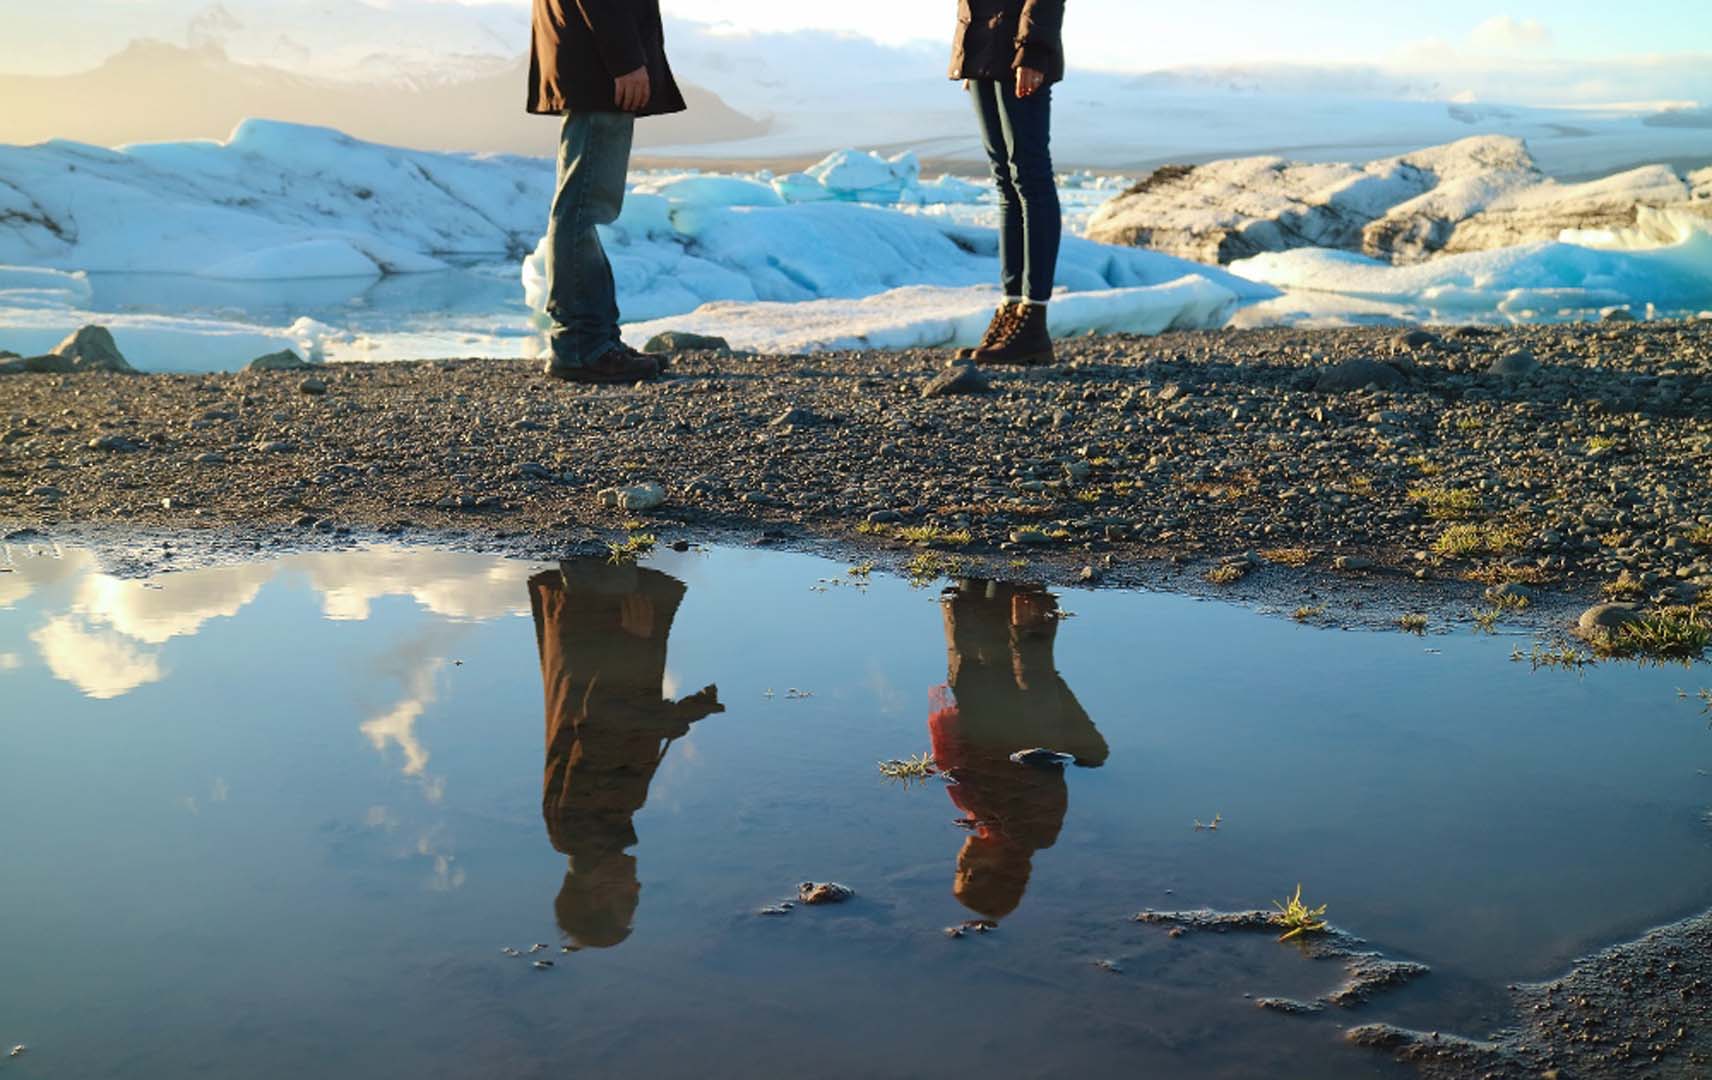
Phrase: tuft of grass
[
  {"left": 1513, "top": 642, "right": 1594, "bottom": 671},
  {"left": 1205, "top": 563, "right": 1248, "bottom": 586},
  {"left": 1472, "top": 607, "right": 1503, "bottom": 634},
  {"left": 905, "top": 551, "right": 968, "bottom": 587},
  {"left": 1271, "top": 884, "right": 1329, "bottom": 943},
  {"left": 1453, "top": 414, "right": 1485, "bottom": 432},
  {"left": 1594, "top": 607, "right": 1712, "bottom": 663},
  {"left": 1686, "top": 525, "right": 1712, "bottom": 548},
  {"left": 848, "top": 562, "right": 874, "bottom": 578},
  {"left": 1074, "top": 488, "right": 1103, "bottom": 504},
  {"left": 1405, "top": 454, "right": 1445, "bottom": 478},
  {"left": 1293, "top": 605, "right": 1325, "bottom": 622},
  {"left": 1399, "top": 613, "right": 1429, "bottom": 635},
  {"left": 896, "top": 524, "right": 973, "bottom": 547},
  {"left": 1492, "top": 591, "right": 1532, "bottom": 611},
  {"left": 1602, "top": 571, "right": 1648, "bottom": 601},
  {"left": 1193, "top": 813, "right": 1223, "bottom": 831},
  {"left": 606, "top": 532, "right": 657, "bottom": 564},
  {"left": 877, "top": 753, "right": 939, "bottom": 786},
  {"left": 1585, "top": 435, "right": 1621, "bottom": 454},
  {"left": 1434, "top": 522, "right": 1523, "bottom": 558},
  {"left": 1008, "top": 558, "right": 1029, "bottom": 570},
  {"left": 1262, "top": 547, "right": 1315, "bottom": 568},
  {"left": 855, "top": 521, "right": 886, "bottom": 535},
  {"left": 1408, "top": 485, "right": 1485, "bottom": 521}
]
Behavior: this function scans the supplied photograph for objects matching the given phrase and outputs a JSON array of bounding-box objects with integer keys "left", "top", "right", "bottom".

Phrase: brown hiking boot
[
  {"left": 543, "top": 344, "right": 661, "bottom": 385},
  {"left": 972, "top": 303, "right": 1055, "bottom": 367},
  {"left": 955, "top": 303, "right": 1022, "bottom": 361}
]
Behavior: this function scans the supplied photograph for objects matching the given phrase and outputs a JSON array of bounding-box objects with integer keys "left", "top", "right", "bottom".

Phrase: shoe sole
[
  {"left": 544, "top": 365, "right": 659, "bottom": 385},
  {"left": 974, "top": 350, "right": 1057, "bottom": 368}
]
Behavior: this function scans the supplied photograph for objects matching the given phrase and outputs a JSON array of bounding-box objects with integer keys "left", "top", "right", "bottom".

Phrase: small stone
[
  {"left": 8, "top": 1045, "right": 24, "bottom": 1058},
  {"left": 770, "top": 407, "right": 821, "bottom": 429},
  {"left": 642, "top": 331, "right": 730, "bottom": 354},
  {"left": 757, "top": 904, "right": 793, "bottom": 917},
  {"left": 1079, "top": 565, "right": 1100, "bottom": 583},
  {"left": 196, "top": 452, "right": 228, "bottom": 465},
  {"left": 532, "top": 959, "right": 555, "bottom": 970},
  {"left": 1010, "top": 529, "right": 1055, "bottom": 546},
  {"left": 944, "top": 926, "right": 966, "bottom": 939},
  {"left": 1009, "top": 748, "right": 1075, "bottom": 768},
  {"left": 598, "top": 482, "right": 666, "bottom": 512},
  {"left": 518, "top": 462, "right": 554, "bottom": 480},
  {"left": 798, "top": 881, "right": 855, "bottom": 905},
  {"left": 1156, "top": 383, "right": 1186, "bottom": 402},
  {"left": 923, "top": 362, "right": 991, "bottom": 398},
  {"left": 1601, "top": 307, "right": 1636, "bottom": 322},
  {"left": 299, "top": 378, "right": 328, "bottom": 396},
  {"left": 1333, "top": 555, "right": 1374, "bottom": 571},
  {"left": 1392, "top": 329, "right": 1439, "bottom": 353},
  {"left": 867, "top": 510, "right": 903, "bottom": 526}
]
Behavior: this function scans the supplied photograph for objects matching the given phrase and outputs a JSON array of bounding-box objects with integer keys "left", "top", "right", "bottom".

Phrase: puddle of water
[{"left": 1, "top": 542, "right": 1708, "bottom": 1078}]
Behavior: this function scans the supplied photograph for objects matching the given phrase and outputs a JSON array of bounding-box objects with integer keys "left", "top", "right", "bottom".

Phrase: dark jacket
[
  {"left": 529, "top": 0, "right": 687, "bottom": 117},
  {"left": 949, "top": 0, "right": 1066, "bottom": 85}
]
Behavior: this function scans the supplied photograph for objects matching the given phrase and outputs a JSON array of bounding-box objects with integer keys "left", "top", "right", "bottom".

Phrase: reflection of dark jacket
[
  {"left": 530, "top": 560, "right": 720, "bottom": 947},
  {"left": 529, "top": 0, "right": 687, "bottom": 117},
  {"left": 929, "top": 581, "right": 1105, "bottom": 920},
  {"left": 949, "top": 0, "right": 1066, "bottom": 84}
]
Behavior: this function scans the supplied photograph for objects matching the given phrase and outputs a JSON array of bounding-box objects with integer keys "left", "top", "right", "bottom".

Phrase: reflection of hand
[
  {"left": 1016, "top": 66, "right": 1046, "bottom": 99},
  {"left": 619, "top": 594, "right": 655, "bottom": 639},
  {"left": 1011, "top": 592, "right": 1052, "bottom": 629}
]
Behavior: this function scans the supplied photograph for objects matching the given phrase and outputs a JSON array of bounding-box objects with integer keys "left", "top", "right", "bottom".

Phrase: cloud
[{"left": 1470, "top": 16, "right": 1554, "bottom": 52}]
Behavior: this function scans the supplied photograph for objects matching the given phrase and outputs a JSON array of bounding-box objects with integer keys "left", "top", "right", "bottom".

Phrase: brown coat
[
  {"left": 949, "top": 0, "right": 1067, "bottom": 85},
  {"left": 529, "top": 0, "right": 687, "bottom": 117}
]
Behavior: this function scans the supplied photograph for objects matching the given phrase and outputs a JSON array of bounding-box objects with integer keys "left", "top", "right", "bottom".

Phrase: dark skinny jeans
[
  {"left": 968, "top": 79, "right": 1061, "bottom": 304},
  {"left": 545, "top": 111, "right": 635, "bottom": 367}
]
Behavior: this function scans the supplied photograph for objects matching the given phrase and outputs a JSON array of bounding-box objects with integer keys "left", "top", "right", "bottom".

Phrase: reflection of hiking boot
[
  {"left": 956, "top": 304, "right": 1022, "bottom": 361},
  {"left": 973, "top": 303, "right": 1055, "bottom": 367},
  {"left": 544, "top": 345, "right": 661, "bottom": 385}
]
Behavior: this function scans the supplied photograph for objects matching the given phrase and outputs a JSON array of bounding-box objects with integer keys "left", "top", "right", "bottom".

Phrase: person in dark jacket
[
  {"left": 529, "top": 1, "right": 688, "bottom": 384},
  {"left": 529, "top": 559, "right": 722, "bottom": 948},
  {"left": 949, "top": 0, "right": 1067, "bottom": 367},
  {"left": 928, "top": 580, "right": 1107, "bottom": 922}
]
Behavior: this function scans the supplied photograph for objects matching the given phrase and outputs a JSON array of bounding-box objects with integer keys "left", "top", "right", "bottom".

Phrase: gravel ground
[
  {"left": 3, "top": 321, "right": 1711, "bottom": 623},
  {"left": 1350, "top": 907, "right": 1712, "bottom": 1078}
]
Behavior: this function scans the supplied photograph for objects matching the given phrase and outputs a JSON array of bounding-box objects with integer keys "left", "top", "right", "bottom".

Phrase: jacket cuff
[{"left": 1014, "top": 42, "right": 1055, "bottom": 74}]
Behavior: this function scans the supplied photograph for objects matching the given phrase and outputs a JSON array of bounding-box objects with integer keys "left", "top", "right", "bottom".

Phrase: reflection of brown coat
[
  {"left": 530, "top": 560, "right": 720, "bottom": 947},
  {"left": 930, "top": 581, "right": 1106, "bottom": 921}
]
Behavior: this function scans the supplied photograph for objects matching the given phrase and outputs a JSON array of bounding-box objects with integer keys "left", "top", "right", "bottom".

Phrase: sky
[{"left": 656, "top": 1, "right": 1712, "bottom": 70}]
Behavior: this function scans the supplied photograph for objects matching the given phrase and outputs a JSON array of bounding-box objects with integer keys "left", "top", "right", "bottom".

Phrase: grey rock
[
  {"left": 88, "top": 434, "right": 144, "bottom": 453},
  {"left": 1010, "top": 529, "right": 1055, "bottom": 545},
  {"left": 1392, "top": 329, "right": 1439, "bottom": 353},
  {"left": 1601, "top": 307, "right": 1636, "bottom": 322},
  {"left": 49, "top": 325, "right": 135, "bottom": 373},
  {"left": 299, "top": 377, "right": 328, "bottom": 396},
  {"left": 1156, "top": 382, "right": 1186, "bottom": 402},
  {"left": 1333, "top": 555, "right": 1375, "bottom": 571},
  {"left": 1487, "top": 349, "right": 1540, "bottom": 378},
  {"left": 798, "top": 882, "right": 855, "bottom": 905},
  {"left": 196, "top": 452, "right": 228, "bottom": 465},
  {"left": 642, "top": 331, "right": 730, "bottom": 354},
  {"left": 1577, "top": 602, "right": 1642, "bottom": 639},
  {"left": 867, "top": 510, "right": 904, "bottom": 526},
  {"left": 247, "top": 349, "right": 318, "bottom": 372},
  {"left": 1316, "top": 358, "right": 1407, "bottom": 393},
  {"left": 770, "top": 407, "right": 821, "bottom": 429},
  {"left": 518, "top": 462, "right": 554, "bottom": 480},
  {"left": 923, "top": 362, "right": 991, "bottom": 398}
]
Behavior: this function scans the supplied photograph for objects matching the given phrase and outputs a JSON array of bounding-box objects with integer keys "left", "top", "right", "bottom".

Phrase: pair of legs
[
  {"left": 544, "top": 111, "right": 657, "bottom": 381},
  {"left": 960, "top": 79, "right": 1062, "bottom": 366}
]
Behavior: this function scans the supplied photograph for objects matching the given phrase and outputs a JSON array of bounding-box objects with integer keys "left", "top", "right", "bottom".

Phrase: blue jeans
[
  {"left": 546, "top": 111, "right": 635, "bottom": 367},
  {"left": 968, "top": 80, "right": 1061, "bottom": 304}
]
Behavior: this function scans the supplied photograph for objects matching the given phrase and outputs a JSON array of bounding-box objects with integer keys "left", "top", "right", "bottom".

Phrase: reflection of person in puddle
[
  {"left": 930, "top": 580, "right": 1107, "bottom": 924},
  {"left": 529, "top": 559, "right": 721, "bottom": 949}
]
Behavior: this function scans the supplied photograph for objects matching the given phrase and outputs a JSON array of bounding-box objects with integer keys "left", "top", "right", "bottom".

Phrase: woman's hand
[
  {"left": 1016, "top": 66, "right": 1046, "bottom": 98},
  {"left": 615, "top": 65, "right": 652, "bottom": 112}
]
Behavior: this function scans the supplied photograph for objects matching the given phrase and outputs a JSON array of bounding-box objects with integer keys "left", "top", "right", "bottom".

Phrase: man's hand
[
  {"left": 614, "top": 65, "right": 652, "bottom": 112},
  {"left": 1016, "top": 66, "right": 1046, "bottom": 99}
]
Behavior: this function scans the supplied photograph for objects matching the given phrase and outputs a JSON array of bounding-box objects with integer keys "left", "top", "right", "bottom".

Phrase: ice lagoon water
[{"left": 2, "top": 541, "right": 1710, "bottom": 1078}]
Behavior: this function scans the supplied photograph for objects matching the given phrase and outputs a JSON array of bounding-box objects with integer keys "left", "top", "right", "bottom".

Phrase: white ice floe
[
  {"left": 620, "top": 277, "right": 1243, "bottom": 354},
  {"left": 1228, "top": 210, "right": 1712, "bottom": 324}
]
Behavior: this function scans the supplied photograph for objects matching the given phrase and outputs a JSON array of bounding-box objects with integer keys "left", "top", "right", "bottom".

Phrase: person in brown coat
[
  {"left": 529, "top": 559, "right": 721, "bottom": 948},
  {"left": 928, "top": 579, "right": 1106, "bottom": 922},
  {"left": 949, "top": 1, "right": 1068, "bottom": 367},
  {"left": 528, "top": 1, "right": 687, "bottom": 384}
]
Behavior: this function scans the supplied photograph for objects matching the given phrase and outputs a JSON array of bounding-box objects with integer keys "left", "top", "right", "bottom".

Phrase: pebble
[
  {"left": 798, "top": 882, "right": 855, "bottom": 905},
  {"left": 299, "top": 378, "right": 328, "bottom": 396},
  {"left": 922, "top": 362, "right": 991, "bottom": 398}
]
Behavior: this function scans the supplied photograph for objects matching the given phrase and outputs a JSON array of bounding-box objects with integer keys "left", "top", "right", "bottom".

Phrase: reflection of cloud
[
  {"left": 416, "top": 826, "right": 466, "bottom": 892},
  {"left": 0, "top": 652, "right": 20, "bottom": 670},
  {"left": 288, "top": 550, "right": 537, "bottom": 622},
  {"left": 1, "top": 545, "right": 89, "bottom": 609},
  {"left": 360, "top": 658, "right": 442, "bottom": 778},
  {"left": 30, "top": 615, "right": 166, "bottom": 699},
  {"left": 73, "top": 564, "right": 272, "bottom": 644},
  {"left": 211, "top": 778, "right": 229, "bottom": 803}
]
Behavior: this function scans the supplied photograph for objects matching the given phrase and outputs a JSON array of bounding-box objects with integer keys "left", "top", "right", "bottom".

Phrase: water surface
[{"left": 2, "top": 542, "right": 1708, "bottom": 1078}]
